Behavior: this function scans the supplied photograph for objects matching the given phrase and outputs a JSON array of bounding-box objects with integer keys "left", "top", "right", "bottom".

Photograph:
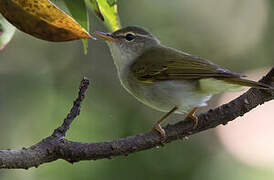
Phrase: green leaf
[
  {"left": 85, "top": 0, "right": 104, "bottom": 21},
  {"left": 106, "top": 0, "right": 116, "bottom": 6},
  {"left": 64, "top": 0, "right": 90, "bottom": 54},
  {"left": 87, "top": 0, "right": 121, "bottom": 32},
  {"left": 0, "top": 15, "right": 16, "bottom": 50},
  {"left": 97, "top": 0, "right": 121, "bottom": 31}
]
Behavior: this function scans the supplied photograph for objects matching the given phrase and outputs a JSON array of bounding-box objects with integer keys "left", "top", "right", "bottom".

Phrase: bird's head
[{"left": 94, "top": 26, "right": 160, "bottom": 70}]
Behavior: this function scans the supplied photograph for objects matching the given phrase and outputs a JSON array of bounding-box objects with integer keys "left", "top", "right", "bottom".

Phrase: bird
[{"left": 94, "top": 26, "right": 273, "bottom": 138}]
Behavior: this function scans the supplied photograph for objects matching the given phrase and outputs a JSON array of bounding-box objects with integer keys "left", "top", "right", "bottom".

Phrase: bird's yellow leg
[
  {"left": 153, "top": 106, "right": 178, "bottom": 138},
  {"left": 185, "top": 107, "right": 199, "bottom": 128}
]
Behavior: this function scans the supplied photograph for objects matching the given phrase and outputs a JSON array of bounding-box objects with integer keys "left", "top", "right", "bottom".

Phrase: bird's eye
[{"left": 125, "top": 33, "right": 136, "bottom": 41}]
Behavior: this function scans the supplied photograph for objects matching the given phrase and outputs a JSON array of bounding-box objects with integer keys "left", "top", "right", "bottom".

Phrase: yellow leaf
[{"left": 0, "top": 0, "right": 92, "bottom": 42}]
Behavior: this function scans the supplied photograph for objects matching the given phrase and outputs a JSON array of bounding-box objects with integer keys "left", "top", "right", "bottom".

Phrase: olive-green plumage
[{"left": 130, "top": 45, "right": 272, "bottom": 90}]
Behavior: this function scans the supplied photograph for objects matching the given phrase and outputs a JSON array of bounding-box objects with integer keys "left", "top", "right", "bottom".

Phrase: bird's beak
[{"left": 93, "top": 31, "right": 118, "bottom": 42}]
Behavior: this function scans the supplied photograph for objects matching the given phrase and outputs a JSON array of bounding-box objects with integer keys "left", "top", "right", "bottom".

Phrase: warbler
[{"left": 94, "top": 26, "right": 273, "bottom": 137}]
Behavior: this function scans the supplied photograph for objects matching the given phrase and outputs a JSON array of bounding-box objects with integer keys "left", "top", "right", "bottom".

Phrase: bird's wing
[{"left": 130, "top": 46, "right": 243, "bottom": 82}]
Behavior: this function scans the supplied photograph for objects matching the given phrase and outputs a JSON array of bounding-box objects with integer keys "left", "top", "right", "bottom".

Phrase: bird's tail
[{"left": 222, "top": 78, "right": 274, "bottom": 90}]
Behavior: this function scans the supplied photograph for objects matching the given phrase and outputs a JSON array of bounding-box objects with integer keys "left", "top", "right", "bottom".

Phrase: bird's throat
[{"left": 107, "top": 42, "right": 136, "bottom": 73}]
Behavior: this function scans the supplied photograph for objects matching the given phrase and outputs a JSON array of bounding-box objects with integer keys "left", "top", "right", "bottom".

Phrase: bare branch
[{"left": 0, "top": 68, "right": 273, "bottom": 169}]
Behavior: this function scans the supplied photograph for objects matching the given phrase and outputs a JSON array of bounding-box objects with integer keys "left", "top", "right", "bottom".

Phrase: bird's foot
[
  {"left": 152, "top": 106, "right": 178, "bottom": 140},
  {"left": 185, "top": 107, "right": 199, "bottom": 128},
  {"left": 153, "top": 123, "right": 166, "bottom": 139}
]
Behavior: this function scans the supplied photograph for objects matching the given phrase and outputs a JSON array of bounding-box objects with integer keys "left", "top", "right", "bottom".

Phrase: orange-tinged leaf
[{"left": 0, "top": 0, "right": 92, "bottom": 42}]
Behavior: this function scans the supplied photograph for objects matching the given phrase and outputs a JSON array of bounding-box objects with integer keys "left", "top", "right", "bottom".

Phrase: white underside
[{"left": 121, "top": 75, "right": 212, "bottom": 114}]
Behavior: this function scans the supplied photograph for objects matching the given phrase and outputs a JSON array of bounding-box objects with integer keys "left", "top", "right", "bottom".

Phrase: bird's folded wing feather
[{"left": 130, "top": 46, "right": 243, "bottom": 82}]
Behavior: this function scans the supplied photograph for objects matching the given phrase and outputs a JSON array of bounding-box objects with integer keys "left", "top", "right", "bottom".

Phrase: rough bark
[{"left": 0, "top": 68, "right": 273, "bottom": 169}]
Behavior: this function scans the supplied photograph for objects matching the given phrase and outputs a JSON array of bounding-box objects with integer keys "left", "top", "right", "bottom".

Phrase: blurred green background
[{"left": 0, "top": 0, "right": 274, "bottom": 179}]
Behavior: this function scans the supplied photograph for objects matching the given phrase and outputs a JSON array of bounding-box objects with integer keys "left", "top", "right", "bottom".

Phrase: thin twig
[{"left": 52, "top": 77, "right": 89, "bottom": 137}]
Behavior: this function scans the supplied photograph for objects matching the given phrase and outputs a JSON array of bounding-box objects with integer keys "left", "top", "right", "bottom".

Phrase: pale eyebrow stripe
[{"left": 116, "top": 32, "right": 154, "bottom": 40}]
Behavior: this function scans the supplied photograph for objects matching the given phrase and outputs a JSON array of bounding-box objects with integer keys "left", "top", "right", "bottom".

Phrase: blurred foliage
[{"left": 0, "top": 0, "right": 274, "bottom": 179}]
